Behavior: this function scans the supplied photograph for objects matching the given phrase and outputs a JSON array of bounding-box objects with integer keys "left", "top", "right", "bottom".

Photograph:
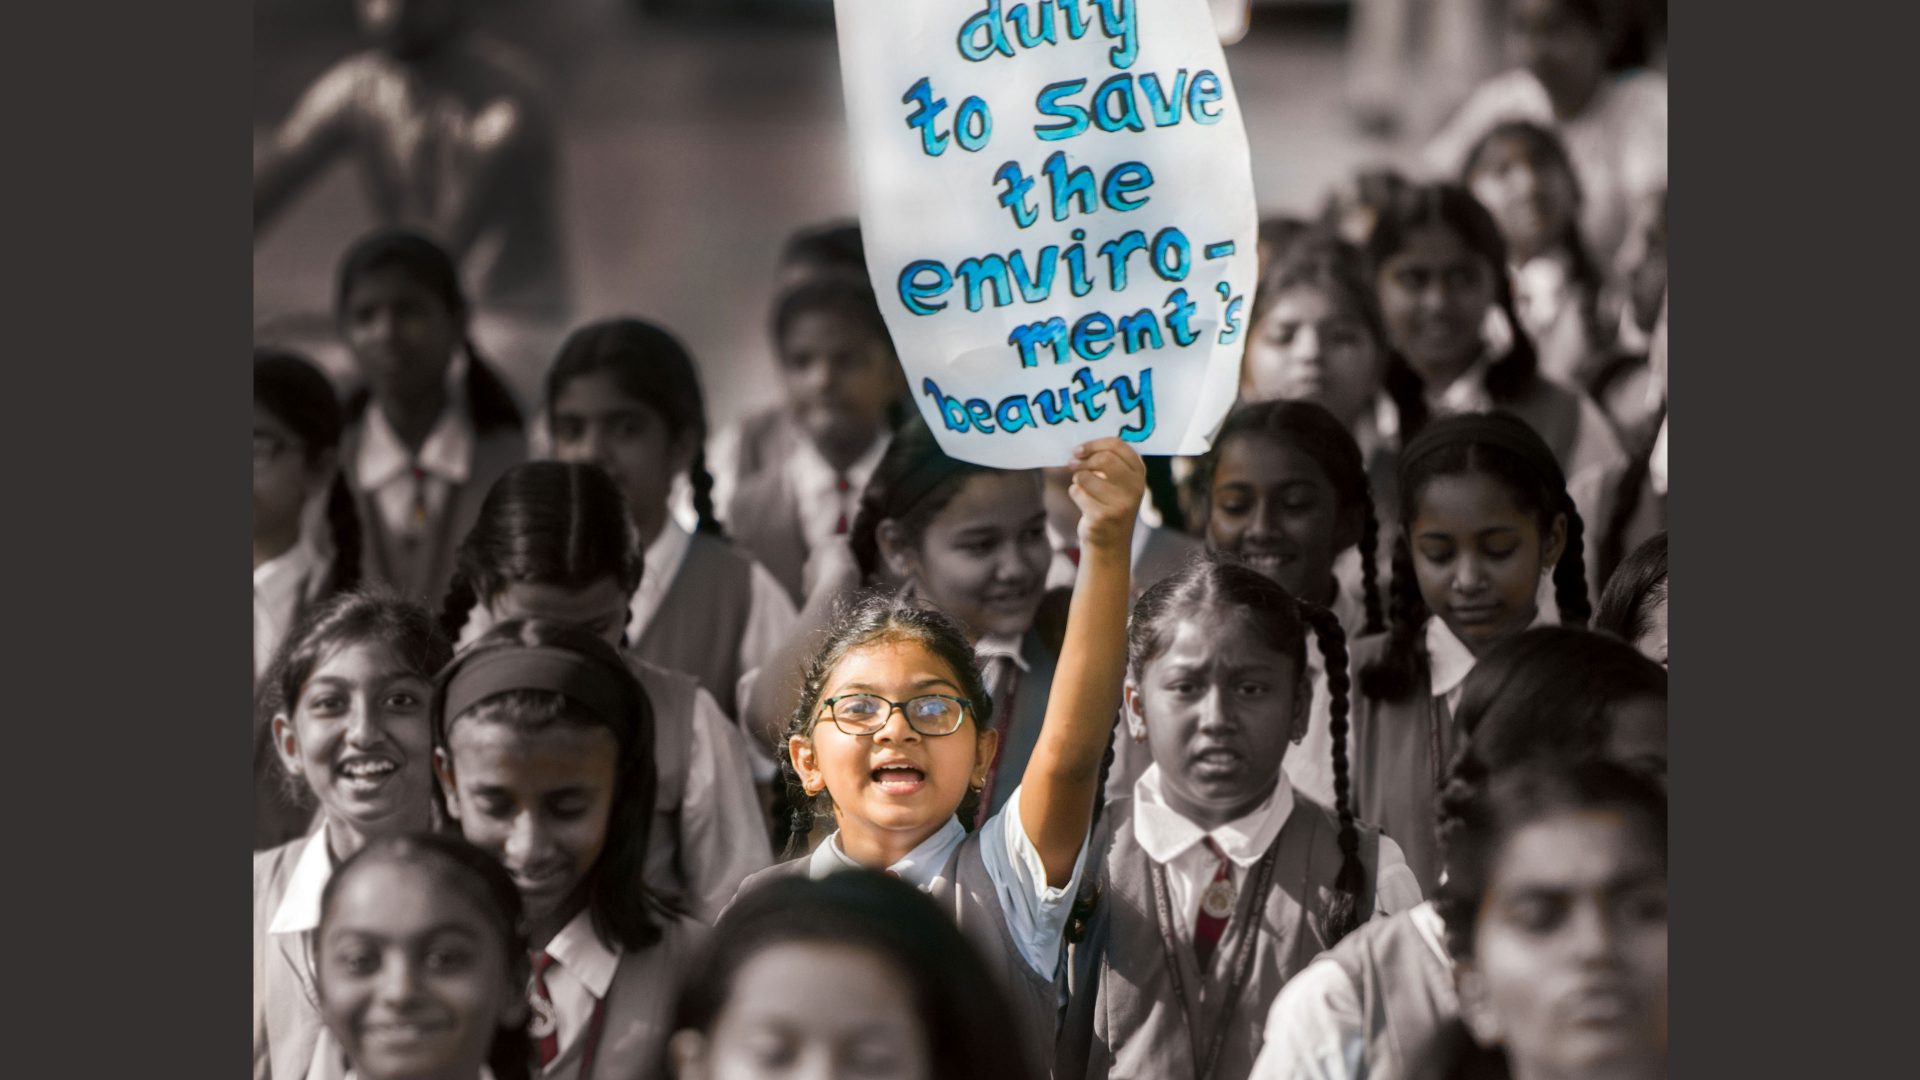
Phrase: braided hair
[
  {"left": 1192, "top": 400, "right": 1384, "bottom": 634},
  {"left": 334, "top": 228, "right": 525, "bottom": 437},
  {"left": 437, "top": 462, "right": 643, "bottom": 644},
  {"left": 846, "top": 417, "right": 988, "bottom": 583},
  {"left": 1366, "top": 184, "right": 1543, "bottom": 444},
  {"left": 255, "top": 347, "right": 362, "bottom": 596},
  {"left": 318, "top": 834, "right": 535, "bottom": 1080},
  {"left": 1127, "top": 555, "right": 1371, "bottom": 945},
  {"left": 1359, "top": 411, "right": 1590, "bottom": 701},
  {"left": 778, "top": 590, "right": 994, "bottom": 857},
  {"left": 545, "top": 317, "right": 725, "bottom": 537}
]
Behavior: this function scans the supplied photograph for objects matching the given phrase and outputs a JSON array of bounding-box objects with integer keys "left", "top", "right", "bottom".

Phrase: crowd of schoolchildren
[{"left": 253, "top": 2, "right": 1668, "bottom": 1078}]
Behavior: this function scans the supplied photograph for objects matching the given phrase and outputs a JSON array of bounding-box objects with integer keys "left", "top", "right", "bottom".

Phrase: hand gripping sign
[{"left": 834, "top": 0, "right": 1259, "bottom": 468}]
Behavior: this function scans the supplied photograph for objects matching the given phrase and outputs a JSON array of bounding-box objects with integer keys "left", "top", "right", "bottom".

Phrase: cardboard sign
[{"left": 835, "top": 0, "right": 1259, "bottom": 467}]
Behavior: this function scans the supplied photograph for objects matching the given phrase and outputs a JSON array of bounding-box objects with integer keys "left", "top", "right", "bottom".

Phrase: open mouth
[
  {"left": 870, "top": 764, "right": 928, "bottom": 795},
  {"left": 1239, "top": 549, "right": 1298, "bottom": 574},
  {"left": 362, "top": 1017, "right": 454, "bottom": 1044},
  {"left": 336, "top": 756, "right": 400, "bottom": 794},
  {"left": 1191, "top": 748, "right": 1243, "bottom": 777}
]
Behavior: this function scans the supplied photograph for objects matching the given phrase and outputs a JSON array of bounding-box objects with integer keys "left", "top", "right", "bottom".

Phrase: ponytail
[
  {"left": 687, "top": 446, "right": 725, "bottom": 538},
  {"left": 1552, "top": 493, "right": 1591, "bottom": 627},
  {"left": 1357, "top": 497, "right": 1384, "bottom": 635},
  {"left": 1300, "top": 599, "right": 1366, "bottom": 945},
  {"left": 324, "top": 474, "right": 363, "bottom": 596},
  {"left": 438, "top": 567, "right": 479, "bottom": 644},
  {"left": 1358, "top": 535, "right": 1430, "bottom": 701}
]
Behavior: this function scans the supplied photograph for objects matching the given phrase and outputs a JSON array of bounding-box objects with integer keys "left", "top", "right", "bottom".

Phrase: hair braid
[
  {"left": 438, "top": 568, "right": 478, "bottom": 644},
  {"left": 1302, "top": 600, "right": 1366, "bottom": 945},
  {"left": 688, "top": 447, "right": 725, "bottom": 538},
  {"left": 324, "top": 475, "right": 363, "bottom": 596},
  {"left": 1358, "top": 496, "right": 1384, "bottom": 634},
  {"left": 1358, "top": 535, "right": 1428, "bottom": 700},
  {"left": 1552, "top": 494, "right": 1591, "bottom": 627}
]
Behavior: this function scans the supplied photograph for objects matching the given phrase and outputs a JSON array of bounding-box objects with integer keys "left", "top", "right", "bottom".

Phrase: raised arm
[
  {"left": 253, "top": 62, "right": 359, "bottom": 236},
  {"left": 1019, "top": 437, "right": 1144, "bottom": 886}
]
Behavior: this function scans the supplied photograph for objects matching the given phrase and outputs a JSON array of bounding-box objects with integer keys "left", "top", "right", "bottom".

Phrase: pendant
[
  {"left": 1201, "top": 877, "right": 1237, "bottom": 920},
  {"left": 527, "top": 989, "right": 557, "bottom": 1040}
]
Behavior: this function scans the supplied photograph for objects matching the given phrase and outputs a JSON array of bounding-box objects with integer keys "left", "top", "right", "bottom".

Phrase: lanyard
[{"left": 1145, "top": 830, "right": 1283, "bottom": 1080}]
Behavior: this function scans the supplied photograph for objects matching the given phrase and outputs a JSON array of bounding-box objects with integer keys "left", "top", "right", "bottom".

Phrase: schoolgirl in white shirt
[
  {"left": 724, "top": 274, "right": 906, "bottom": 607},
  {"left": 1191, "top": 400, "right": 1387, "bottom": 809},
  {"left": 433, "top": 619, "right": 705, "bottom": 1080},
  {"left": 439, "top": 461, "right": 771, "bottom": 923},
  {"left": 255, "top": 591, "right": 455, "bottom": 1080},
  {"left": 314, "top": 834, "right": 534, "bottom": 1080},
  {"left": 543, "top": 317, "right": 801, "bottom": 781},
  {"left": 256, "top": 348, "right": 368, "bottom": 849},
  {"left": 1057, "top": 557, "right": 1422, "bottom": 1080},
  {"left": 334, "top": 229, "right": 529, "bottom": 606},
  {"left": 734, "top": 437, "right": 1147, "bottom": 1080}
]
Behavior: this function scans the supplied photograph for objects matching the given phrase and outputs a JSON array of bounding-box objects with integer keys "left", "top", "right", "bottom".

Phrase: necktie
[
  {"left": 1192, "top": 838, "right": 1233, "bottom": 971},
  {"left": 528, "top": 951, "right": 560, "bottom": 1067},
  {"left": 1065, "top": 545, "right": 1082, "bottom": 567},
  {"left": 972, "top": 652, "right": 1020, "bottom": 827},
  {"left": 834, "top": 474, "right": 852, "bottom": 535}
]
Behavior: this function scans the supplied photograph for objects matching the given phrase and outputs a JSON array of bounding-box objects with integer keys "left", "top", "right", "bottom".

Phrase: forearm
[{"left": 1019, "top": 539, "right": 1130, "bottom": 881}]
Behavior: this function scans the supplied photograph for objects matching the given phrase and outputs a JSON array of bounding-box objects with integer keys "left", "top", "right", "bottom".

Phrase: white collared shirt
[
  {"left": 786, "top": 430, "right": 891, "bottom": 558},
  {"left": 1133, "top": 765, "right": 1422, "bottom": 938},
  {"left": 349, "top": 1070, "right": 494, "bottom": 1080},
  {"left": 628, "top": 519, "right": 800, "bottom": 718},
  {"left": 354, "top": 355, "right": 474, "bottom": 541},
  {"left": 537, "top": 906, "right": 622, "bottom": 1055},
  {"left": 1044, "top": 514, "right": 1157, "bottom": 592},
  {"left": 1426, "top": 609, "right": 1553, "bottom": 714},
  {"left": 255, "top": 538, "right": 323, "bottom": 682},
  {"left": 808, "top": 783, "right": 1088, "bottom": 977},
  {"left": 267, "top": 822, "right": 339, "bottom": 939},
  {"left": 1248, "top": 901, "right": 1451, "bottom": 1080}
]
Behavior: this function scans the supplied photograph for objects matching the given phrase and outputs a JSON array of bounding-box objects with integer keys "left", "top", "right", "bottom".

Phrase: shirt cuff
[{"left": 983, "top": 784, "right": 1091, "bottom": 977}]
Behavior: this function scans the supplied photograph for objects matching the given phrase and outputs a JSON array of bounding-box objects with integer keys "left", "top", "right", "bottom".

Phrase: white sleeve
[
  {"left": 1373, "top": 834, "right": 1424, "bottom": 916},
  {"left": 678, "top": 687, "right": 775, "bottom": 922},
  {"left": 1248, "top": 958, "right": 1369, "bottom": 1080},
  {"left": 731, "top": 563, "right": 801, "bottom": 782},
  {"left": 977, "top": 784, "right": 1091, "bottom": 978}
]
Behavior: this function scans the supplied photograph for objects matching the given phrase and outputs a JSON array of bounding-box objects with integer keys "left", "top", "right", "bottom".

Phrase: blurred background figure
[
  {"left": 1345, "top": 0, "right": 1505, "bottom": 138},
  {"left": 254, "top": 0, "right": 569, "bottom": 325}
]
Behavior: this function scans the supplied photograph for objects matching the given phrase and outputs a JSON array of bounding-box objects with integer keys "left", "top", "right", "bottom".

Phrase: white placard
[{"left": 834, "top": 0, "right": 1259, "bottom": 467}]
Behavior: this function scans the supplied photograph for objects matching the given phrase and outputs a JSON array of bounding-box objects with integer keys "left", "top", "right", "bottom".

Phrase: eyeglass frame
[{"left": 814, "top": 693, "right": 975, "bottom": 738}]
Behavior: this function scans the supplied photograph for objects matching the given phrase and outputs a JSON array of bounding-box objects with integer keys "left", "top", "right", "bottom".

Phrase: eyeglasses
[{"left": 816, "top": 693, "right": 972, "bottom": 737}]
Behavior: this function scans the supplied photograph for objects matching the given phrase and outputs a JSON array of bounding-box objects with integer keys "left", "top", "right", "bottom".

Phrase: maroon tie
[
  {"left": 1193, "top": 838, "right": 1232, "bottom": 970},
  {"left": 529, "top": 951, "right": 560, "bottom": 1067},
  {"left": 1065, "top": 545, "right": 1082, "bottom": 567},
  {"left": 834, "top": 474, "right": 851, "bottom": 535}
]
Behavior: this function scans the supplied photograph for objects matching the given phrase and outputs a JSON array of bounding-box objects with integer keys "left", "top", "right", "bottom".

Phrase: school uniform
[
  {"left": 254, "top": 539, "right": 330, "bottom": 686},
  {"left": 255, "top": 825, "right": 349, "bottom": 1080},
  {"left": 1426, "top": 67, "right": 1668, "bottom": 265},
  {"left": 1058, "top": 768, "right": 1422, "bottom": 1080},
  {"left": 1511, "top": 252, "right": 1605, "bottom": 390},
  {"left": 343, "top": 361, "right": 528, "bottom": 605},
  {"left": 732, "top": 783, "right": 1087, "bottom": 1080},
  {"left": 1103, "top": 576, "right": 1372, "bottom": 811},
  {"left": 623, "top": 655, "right": 773, "bottom": 924},
  {"left": 1248, "top": 902, "right": 1457, "bottom": 1080},
  {"left": 1044, "top": 515, "right": 1204, "bottom": 597},
  {"left": 627, "top": 520, "right": 798, "bottom": 781},
  {"left": 1387, "top": 355, "right": 1629, "bottom": 600},
  {"left": 523, "top": 905, "right": 704, "bottom": 1080},
  {"left": 726, "top": 428, "right": 889, "bottom": 605},
  {"left": 973, "top": 629, "right": 1059, "bottom": 823},
  {"left": 1349, "top": 613, "right": 1548, "bottom": 894}
]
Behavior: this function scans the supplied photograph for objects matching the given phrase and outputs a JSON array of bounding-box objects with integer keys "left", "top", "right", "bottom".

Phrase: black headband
[
  {"left": 886, "top": 447, "right": 979, "bottom": 520},
  {"left": 441, "top": 646, "right": 634, "bottom": 734},
  {"left": 1401, "top": 411, "right": 1566, "bottom": 489}
]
